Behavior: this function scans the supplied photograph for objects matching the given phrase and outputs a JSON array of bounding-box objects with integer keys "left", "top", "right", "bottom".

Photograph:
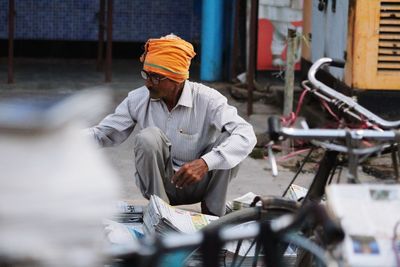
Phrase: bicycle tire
[
  {"left": 203, "top": 197, "right": 300, "bottom": 232},
  {"left": 195, "top": 197, "right": 300, "bottom": 267}
]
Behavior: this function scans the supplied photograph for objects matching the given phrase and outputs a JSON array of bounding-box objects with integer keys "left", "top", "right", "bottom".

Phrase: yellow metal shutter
[
  {"left": 378, "top": 1, "right": 400, "bottom": 72},
  {"left": 346, "top": 0, "right": 400, "bottom": 90}
]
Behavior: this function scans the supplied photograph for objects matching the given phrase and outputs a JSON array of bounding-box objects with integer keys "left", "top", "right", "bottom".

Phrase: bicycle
[
  {"left": 109, "top": 201, "right": 344, "bottom": 267},
  {"left": 201, "top": 58, "right": 400, "bottom": 266}
]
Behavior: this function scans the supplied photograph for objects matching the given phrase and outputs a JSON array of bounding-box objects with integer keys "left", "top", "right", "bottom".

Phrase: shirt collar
[{"left": 176, "top": 81, "right": 193, "bottom": 108}]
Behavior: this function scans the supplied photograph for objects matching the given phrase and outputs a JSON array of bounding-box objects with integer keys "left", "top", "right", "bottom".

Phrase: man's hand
[{"left": 171, "top": 159, "right": 209, "bottom": 189}]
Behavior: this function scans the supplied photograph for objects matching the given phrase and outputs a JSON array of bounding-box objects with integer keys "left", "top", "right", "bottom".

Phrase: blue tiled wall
[{"left": 0, "top": 0, "right": 201, "bottom": 42}]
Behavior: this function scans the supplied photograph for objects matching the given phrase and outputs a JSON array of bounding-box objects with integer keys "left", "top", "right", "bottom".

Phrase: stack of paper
[
  {"left": 115, "top": 200, "right": 144, "bottom": 214},
  {"left": 326, "top": 184, "right": 400, "bottom": 267},
  {"left": 103, "top": 202, "right": 146, "bottom": 255},
  {"left": 232, "top": 192, "right": 261, "bottom": 211},
  {"left": 143, "top": 195, "right": 219, "bottom": 235},
  {"left": 113, "top": 200, "right": 144, "bottom": 224},
  {"left": 286, "top": 184, "right": 308, "bottom": 201}
]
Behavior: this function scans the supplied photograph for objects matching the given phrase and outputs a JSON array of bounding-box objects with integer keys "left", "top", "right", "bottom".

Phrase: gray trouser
[{"left": 133, "top": 127, "right": 239, "bottom": 216}]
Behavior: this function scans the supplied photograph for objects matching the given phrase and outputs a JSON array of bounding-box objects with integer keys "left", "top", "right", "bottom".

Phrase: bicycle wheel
[
  {"left": 196, "top": 197, "right": 300, "bottom": 267},
  {"left": 204, "top": 196, "right": 300, "bottom": 232},
  {"left": 294, "top": 235, "right": 320, "bottom": 267}
]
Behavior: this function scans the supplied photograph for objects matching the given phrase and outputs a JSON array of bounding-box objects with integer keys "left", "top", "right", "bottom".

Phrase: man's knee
[{"left": 133, "top": 127, "right": 164, "bottom": 153}]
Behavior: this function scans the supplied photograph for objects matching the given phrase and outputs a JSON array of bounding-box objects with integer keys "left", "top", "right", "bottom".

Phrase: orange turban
[{"left": 140, "top": 34, "right": 196, "bottom": 83}]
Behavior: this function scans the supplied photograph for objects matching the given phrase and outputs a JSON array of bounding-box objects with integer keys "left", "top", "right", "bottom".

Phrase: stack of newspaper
[
  {"left": 229, "top": 187, "right": 308, "bottom": 211},
  {"left": 231, "top": 192, "right": 261, "bottom": 211},
  {"left": 143, "top": 195, "right": 219, "bottom": 235},
  {"left": 326, "top": 184, "right": 400, "bottom": 267},
  {"left": 285, "top": 184, "right": 308, "bottom": 201},
  {"left": 103, "top": 201, "right": 146, "bottom": 249},
  {"left": 113, "top": 200, "right": 144, "bottom": 224}
]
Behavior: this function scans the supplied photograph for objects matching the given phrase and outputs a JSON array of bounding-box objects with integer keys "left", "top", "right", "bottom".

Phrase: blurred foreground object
[{"left": 0, "top": 89, "right": 121, "bottom": 266}]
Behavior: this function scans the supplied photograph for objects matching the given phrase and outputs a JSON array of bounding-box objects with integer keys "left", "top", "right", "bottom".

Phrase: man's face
[{"left": 142, "top": 70, "right": 177, "bottom": 99}]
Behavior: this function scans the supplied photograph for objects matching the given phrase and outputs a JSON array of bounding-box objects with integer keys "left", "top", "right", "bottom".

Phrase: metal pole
[
  {"left": 345, "top": 132, "right": 360, "bottom": 184},
  {"left": 230, "top": 0, "right": 240, "bottom": 80},
  {"left": 200, "top": 0, "right": 224, "bottom": 81},
  {"left": 8, "top": 0, "right": 15, "bottom": 84},
  {"left": 105, "top": 0, "right": 113, "bottom": 82},
  {"left": 247, "top": 0, "right": 258, "bottom": 116},
  {"left": 97, "top": 0, "right": 105, "bottom": 71}
]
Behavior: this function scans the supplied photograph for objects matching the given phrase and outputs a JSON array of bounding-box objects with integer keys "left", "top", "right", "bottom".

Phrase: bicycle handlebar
[
  {"left": 307, "top": 58, "right": 400, "bottom": 129},
  {"left": 329, "top": 58, "right": 345, "bottom": 68}
]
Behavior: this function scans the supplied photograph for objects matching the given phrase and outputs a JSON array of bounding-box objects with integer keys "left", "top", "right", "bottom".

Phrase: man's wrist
[
  {"left": 201, "top": 152, "right": 223, "bottom": 171},
  {"left": 200, "top": 158, "right": 209, "bottom": 172}
]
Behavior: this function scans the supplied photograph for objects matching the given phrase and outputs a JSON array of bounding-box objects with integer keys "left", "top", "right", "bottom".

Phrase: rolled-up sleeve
[
  {"left": 89, "top": 96, "right": 136, "bottom": 147},
  {"left": 201, "top": 92, "right": 257, "bottom": 170}
]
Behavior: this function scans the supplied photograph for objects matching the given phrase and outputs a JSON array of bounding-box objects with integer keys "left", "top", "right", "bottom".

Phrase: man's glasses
[{"left": 141, "top": 70, "right": 168, "bottom": 85}]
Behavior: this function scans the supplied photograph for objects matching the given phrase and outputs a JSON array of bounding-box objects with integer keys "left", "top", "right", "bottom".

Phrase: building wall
[
  {"left": 311, "top": 0, "right": 349, "bottom": 80},
  {"left": 0, "top": 0, "right": 201, "bottom": 42}
]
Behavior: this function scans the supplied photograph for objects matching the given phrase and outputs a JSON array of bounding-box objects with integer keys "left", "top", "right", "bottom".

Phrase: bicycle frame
[{"left": 302, "top": 150, "right": 339, "bottom": 206}]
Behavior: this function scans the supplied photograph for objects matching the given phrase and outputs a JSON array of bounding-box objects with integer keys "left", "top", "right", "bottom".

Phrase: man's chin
[
  {"left": 149, "top": 94, "right": 161, "bottom": 100},
  {"left": 148, "top": 91, "right": 160, "bottom": 100}
]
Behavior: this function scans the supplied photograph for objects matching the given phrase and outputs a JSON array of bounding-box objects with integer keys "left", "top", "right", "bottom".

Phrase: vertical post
[
  {"left": 283, "top": 28, "right": 297, "bottom": 117},
  {"left": 8, "top": 0, "right": 15, "bottom": 84},
  {"left": 397, "top": 144, "right": 400, "bottom": 183},
  {"left": 97, "top": 0, "right": 105, "bottom": 71},
  {"left": 345, "top": 132, "right": 359, "bottom": 184},
  {"left": 105, "top": 0, "right": 113, "bottom": 82},
  {"left": 230, "top": 0, "right": 240, "bottom": 80},
  {"left": 391, "top": 144, "right": 399, "bottom": 180},
  {"left": 200, "top": 0, "right": 223, "bottom": 81},
  {"left": 247, "top": 0, "right": 258, "bottom": 116},
  {"left": 282, "top": 28, "right": 297, "bottom": 154}
]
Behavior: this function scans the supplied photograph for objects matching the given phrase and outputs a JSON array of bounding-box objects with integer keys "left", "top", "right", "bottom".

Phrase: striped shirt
[{"left": 88, "top": 80, "right": 257, "bottom": 171}]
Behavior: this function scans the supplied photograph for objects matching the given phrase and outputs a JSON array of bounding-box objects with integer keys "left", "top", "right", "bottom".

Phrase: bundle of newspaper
[
  {"left": 326, "top": 184, "right": 400, "bottom": 267},
  {"left": 113, "top": 200, "right": 144, "bottom": 224},
  {"left": 143, "top": 195, "right": 219, "bottom": 235},
  {"left": 286, "top": 184, "right": 308, "bottom": 201},
  {"left": 231, "top": 192, "right": 261, "bottom": 210}
]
